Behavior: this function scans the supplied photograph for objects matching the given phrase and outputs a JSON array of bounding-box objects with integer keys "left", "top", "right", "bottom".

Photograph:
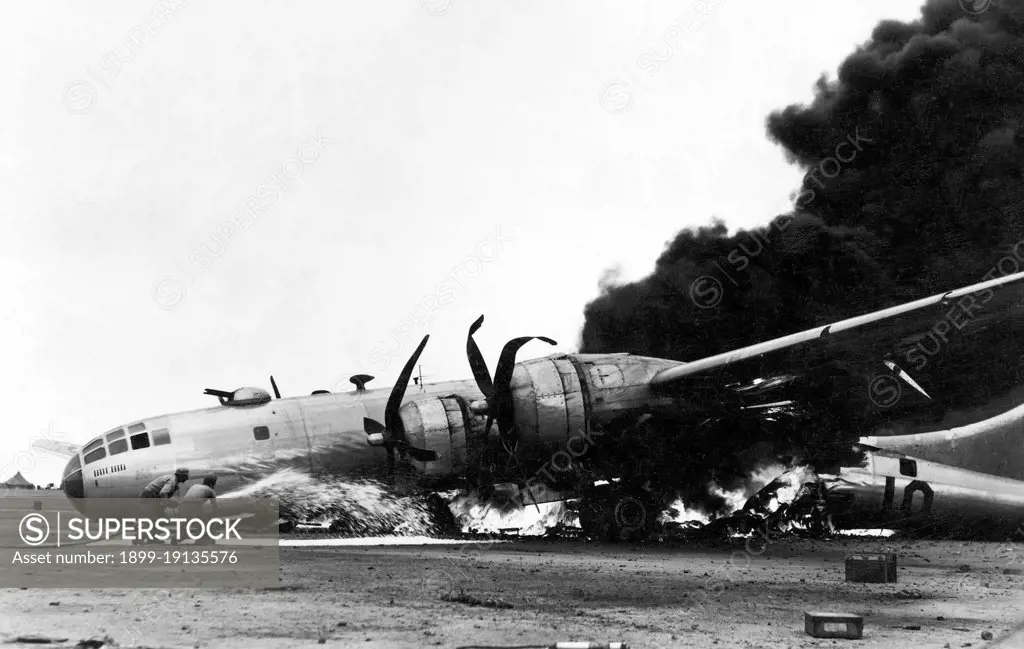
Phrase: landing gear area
[{"left": 573, "top": 484, "right": 665, "bottom": 542}]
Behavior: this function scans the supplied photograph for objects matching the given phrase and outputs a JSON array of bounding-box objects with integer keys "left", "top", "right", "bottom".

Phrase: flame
[
  {"left": 705, "top": 461, "right": 818, "bottom": 517},
  {"left": 775, "top": 464, "right": 817, "bottom": 504},
  {"left": 447, "top": 491, "right": 572, "bottom": 535},
  {"left": 659, "top": 499, "right": 711, "bottom": 525},
  {"left": 706, "top": 461, "right": 787, "bottom": 515}
]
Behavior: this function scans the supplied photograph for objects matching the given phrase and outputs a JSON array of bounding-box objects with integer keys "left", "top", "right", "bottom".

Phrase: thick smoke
[{"left": 580, "top": 1, "right": 1024, "bottom": 513}]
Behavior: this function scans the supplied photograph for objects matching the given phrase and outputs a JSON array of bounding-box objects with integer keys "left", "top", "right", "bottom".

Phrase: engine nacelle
[
  {"left": 397, "top": 354, "right": 684, "bottom": 478},
  {"left": 508, "top": 353, "right": 682, "bottom": 450},
  {"left": 400, "top": 396, "right": 486, "bottom": 477}
]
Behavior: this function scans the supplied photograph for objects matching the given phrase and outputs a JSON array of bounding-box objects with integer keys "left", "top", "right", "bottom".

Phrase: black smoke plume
[{"left": 580, "top": 0, "right": 1024, "bottom": 515}]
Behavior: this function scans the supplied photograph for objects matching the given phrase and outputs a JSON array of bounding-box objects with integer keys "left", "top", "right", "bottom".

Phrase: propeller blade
[
  {"left": 362, "top": 335, "right": 437, "bottom": 479},
  {"left": 492, "top": 335, "right": 557, "bottom": 437},
  {"left": 466, "top": 315, "right": 495, "bottom": 398},
  {"left": 492, "top": 336, "right": 557, "bottom": 392},
  {"left": 270, "top": 375, "right": 281, "bottom": 399},
  {"left": 384, "top": 335, "right": 430, "bottom": 435},
  {"left": 403, "top": 445, "right": 439, "bottom": 462}
]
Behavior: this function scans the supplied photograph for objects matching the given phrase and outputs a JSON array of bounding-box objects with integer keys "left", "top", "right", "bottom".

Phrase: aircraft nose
[{"left": 61, "top": 453, "right": 85, "bottom": 500}]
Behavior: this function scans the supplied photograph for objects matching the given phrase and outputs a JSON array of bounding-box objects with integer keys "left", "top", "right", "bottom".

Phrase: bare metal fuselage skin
[
  {"left": 861, "top": 400, "right": 1024, "bottom": 482},
  {"left": 62, "top": 353, "right": 683, "bottom": 509},
  {"left": 822, "top": 448, "right": 1024, "bottom": 537}
]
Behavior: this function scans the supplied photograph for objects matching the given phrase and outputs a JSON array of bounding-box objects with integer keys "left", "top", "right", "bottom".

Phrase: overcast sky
[{"left": 1, "top": 0, "right": 926, "bottom": 484}]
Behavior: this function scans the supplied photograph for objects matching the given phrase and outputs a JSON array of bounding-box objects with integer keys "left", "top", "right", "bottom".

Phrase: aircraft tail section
[{"left": 861, "top": 401, "right": 1024, "bottom": 481}]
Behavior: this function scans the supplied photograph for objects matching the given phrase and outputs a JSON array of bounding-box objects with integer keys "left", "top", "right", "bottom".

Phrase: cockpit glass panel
[
  {"left": 105, "top": 428, "right": 125, "bottom": 442},
  {"left": 84, "top": 447, "right": 106, "bottom": 465},
  {"left": 63, "top": 453, "right": 81, "bottom": 477},
  {"left": 151, "top": 429, "right": 171, "bottom": 446},
  {"left": 82, "top": 438, "right": 104, "bottom": 454},
  {"left": 128, "top": 423, "right": 146, "bottom": 434},
  {"left": 130, "top": 432, "right": 150, "bottom": 450},
  {"left": 108, "top": 439, "right": 128, "bottom": 455}
]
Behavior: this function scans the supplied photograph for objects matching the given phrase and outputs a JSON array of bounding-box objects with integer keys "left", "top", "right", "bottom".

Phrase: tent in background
[{"left": 1, "top": 472, "right": 35, "bottom": 489}]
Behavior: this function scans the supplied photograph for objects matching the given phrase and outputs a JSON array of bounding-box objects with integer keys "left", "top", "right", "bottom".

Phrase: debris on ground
[{"left": 440, "top": 589, "right": 514, "bottom": 609}]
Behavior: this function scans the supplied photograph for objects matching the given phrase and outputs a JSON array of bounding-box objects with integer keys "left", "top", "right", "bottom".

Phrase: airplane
[{"left": 48, "top": 269, "right": 1024, "bottom": 540}]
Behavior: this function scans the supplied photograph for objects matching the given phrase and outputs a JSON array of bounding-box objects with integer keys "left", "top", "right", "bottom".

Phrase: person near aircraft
[
  {"left": 181, "top": 473, "right": 218, "bottom": 511},
  {"left": 140, "top": 468, "right": 190, "bottom": 500},
  {"left": 178, "top": 473, "right": 218, "bottom": 544},
  {"left": 134, "top": 469, "right": 189, "bottom": 545}
]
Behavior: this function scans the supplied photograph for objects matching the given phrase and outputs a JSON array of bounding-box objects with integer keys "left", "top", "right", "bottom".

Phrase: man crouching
[
  {"left": 178, "top": 474, "right": 218, "bottom": 545},
  {"left": 135, "top": 468, "right": 189, "bottom": 545}
]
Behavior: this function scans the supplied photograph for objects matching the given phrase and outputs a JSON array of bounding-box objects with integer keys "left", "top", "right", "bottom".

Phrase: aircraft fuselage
[{"left": 61, "top": 353, "right": 685, "bottom": 508}]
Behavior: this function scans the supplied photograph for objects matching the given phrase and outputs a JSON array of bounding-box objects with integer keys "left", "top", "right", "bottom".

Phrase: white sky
[{"left": 0, "top": 0, "right": 926, "bottom": 484}]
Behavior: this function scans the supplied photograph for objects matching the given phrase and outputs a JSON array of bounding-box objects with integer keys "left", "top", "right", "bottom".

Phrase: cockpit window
[
  {"left": 63, "top": 453, "right": 81, "bottom": 477},
  {"left": 108, "top": 439, "right": 128, "bottom": 455},
  {"left": 152, "top": 429, "right": 171, "bottom": 446},
  {"left": 106, "top": 428, "right": 125, "bottom": 442},
  {"left": 84, "top": 447, "right": 106, "bottom": 465},
  {"left": 82, "top": 438, "right": 104, "bottom": 454},
  {"left": 130, "top": 432, "right": 150, "bottom": 450},
  {"left": 253, "top": 426, "right": 270, "bottom": 441},
  {"left": 128, "top": 423, "right": 146, "bottom": 434}
]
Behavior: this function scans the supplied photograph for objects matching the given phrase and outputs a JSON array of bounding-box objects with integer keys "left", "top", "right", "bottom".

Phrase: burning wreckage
[
  {"left": 450, "top": 435, "right": 1024, "bottom": 544},
  {"left": 549, "top": 464, "right": 834, "bottom": 545}
]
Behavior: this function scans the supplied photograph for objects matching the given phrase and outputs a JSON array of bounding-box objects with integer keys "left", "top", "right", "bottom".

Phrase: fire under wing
[
  {"left": 631, "top": 270, "right": 1024, "bottom": 538},
  {"left": 645, "top": 270, "right": 1024, "bottom": 475}
]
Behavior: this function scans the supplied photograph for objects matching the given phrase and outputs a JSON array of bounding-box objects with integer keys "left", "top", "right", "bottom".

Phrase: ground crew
[
  {"left": 136, "top": 468, "right": 190, "bottom": 544},
  {"left": 180, "top": 474, "right": 218, "bottom": 544},
  {"left": 140, "top": 468, "right": 190, "bottom": 500}
]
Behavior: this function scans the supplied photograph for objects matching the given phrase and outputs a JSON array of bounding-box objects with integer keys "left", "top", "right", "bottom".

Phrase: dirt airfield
[{"left": 1, "top": 536, "right": 1023, "bottom": 649}]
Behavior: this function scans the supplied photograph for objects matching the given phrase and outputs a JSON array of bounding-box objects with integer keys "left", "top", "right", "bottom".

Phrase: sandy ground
[{"left": 1, "top": 536, "right": 1023, "bottom": 649}]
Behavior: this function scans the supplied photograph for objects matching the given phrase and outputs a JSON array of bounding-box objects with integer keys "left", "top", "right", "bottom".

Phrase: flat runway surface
[{"left": 2, "top": 536, "right": 1023, "bottom": 648}]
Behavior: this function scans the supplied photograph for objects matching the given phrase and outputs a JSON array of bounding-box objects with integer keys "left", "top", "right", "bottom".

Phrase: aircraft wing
[
  {"left": 31, "top": 438, "right": 81, "bottom": 459},
  {"left": 649, "top": 270, "right": 1024, "bottom": 433}
]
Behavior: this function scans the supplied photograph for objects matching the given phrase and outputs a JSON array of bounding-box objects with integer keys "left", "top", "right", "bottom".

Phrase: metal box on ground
[
  {"left": 845, "top": 552, "right": 898, "bottom": 583},
  {"left": 804, "top": 612, "right": 864, "bottom": 639}
]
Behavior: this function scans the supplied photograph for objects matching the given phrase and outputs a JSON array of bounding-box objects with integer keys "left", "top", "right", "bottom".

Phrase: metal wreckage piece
[{"left": 657, "top": 471, "right": 835, "bottom": 543}]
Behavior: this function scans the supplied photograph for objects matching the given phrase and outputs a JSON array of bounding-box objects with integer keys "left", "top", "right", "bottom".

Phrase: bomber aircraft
[{"left": 44, "top": 270, "right": 1024, "bottom": 539}]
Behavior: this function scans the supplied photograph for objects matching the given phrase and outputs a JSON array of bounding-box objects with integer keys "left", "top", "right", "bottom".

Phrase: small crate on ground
[
  {"left": 804, "top": 611, "right": 864, "bottom": 639},
  {"left": 845, "top": 552, "right": 898, "bottom": 583}
]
